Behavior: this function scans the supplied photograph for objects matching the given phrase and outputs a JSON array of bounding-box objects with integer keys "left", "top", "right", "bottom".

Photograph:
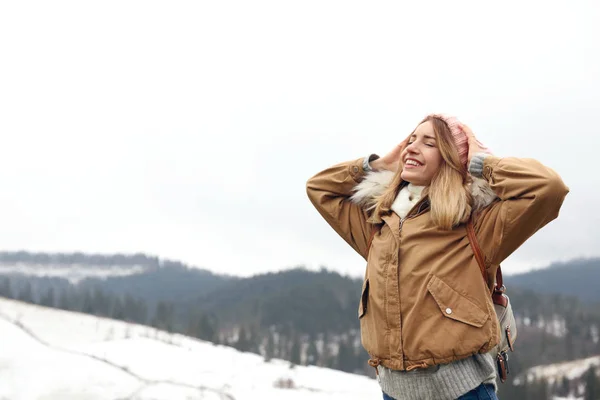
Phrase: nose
[{"left": 405, "top": 141, "right": 419, "bottom": 154}]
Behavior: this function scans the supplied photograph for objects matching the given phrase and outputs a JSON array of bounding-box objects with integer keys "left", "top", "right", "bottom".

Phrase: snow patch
[{"left": 0, "top": 263, "right": 147, "bottom": 284}]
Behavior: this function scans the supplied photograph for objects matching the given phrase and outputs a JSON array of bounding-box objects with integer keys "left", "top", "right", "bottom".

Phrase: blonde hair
[{"left": 370, "top": 116, "right": 472, "bottom": 230}]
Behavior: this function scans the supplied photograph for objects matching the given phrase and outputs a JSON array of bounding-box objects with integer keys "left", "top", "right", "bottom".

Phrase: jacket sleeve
[
  {"left": 306, "top": 158, "right": 373, "bottom": 260},
  {"left": 474, "top": 155, "right": 569, "bottom": 267}
]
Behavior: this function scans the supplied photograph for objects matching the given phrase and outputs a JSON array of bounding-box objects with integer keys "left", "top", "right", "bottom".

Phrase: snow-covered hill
[
  {"left": 0, "top": 262, "right": 148, "bottom": 284},
  {"left": 0, "top": 298, "right": 380, "bottom": 400},
  {"left": 516, "top": 354, "right": 600, "bottom": 386},
  {"left": 514, "top": 355, "right": 600, "bottom": 400}
]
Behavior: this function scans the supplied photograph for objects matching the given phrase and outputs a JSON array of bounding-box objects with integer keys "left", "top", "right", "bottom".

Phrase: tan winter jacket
[{"left": 306, "top": 155, "right": 568, "bottom": 371}]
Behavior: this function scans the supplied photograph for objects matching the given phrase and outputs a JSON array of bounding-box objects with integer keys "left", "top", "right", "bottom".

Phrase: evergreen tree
[
  {"left": 135, "top": 298, "right": 148, "bottom": 324},
  {"left": 17, "top": 282, "right": 34, "bottom": 304},
  {"left": 497, "top": 379, "right": 527, "bottom": 400},
  {"left": 152, "top": 301, "right": 174, "bottom": 332},
  {"left": 556, "top": 376, "right": 570, "bottom": 398},
  {"left": 189, "top": 313, "right": 217, "bottom": 342},
  {"left": 306, "top": 336, "right": 318, "bottom": 366},
  {"left": 290, "top": 334, "right": 301, "bottom": 365},
  {"left": 585, "top": 365, "right": 599, "bottom": 400},
  {"left": 246, "top": 326, "right": 258, "bottom": 354},
  {"left": 123, "top": 295, "right": 136, "bottom": 321},
  {"left": 58, "top": 289, "right": 71, "bottom": 310},
  {"left": 39, "top": 287, "right": 55, "bottom": 307},
  {"left": 320, "top": 332, "right": 335, "bottom": 368},
  {"left": 82, "top": 290, "right": 95, "bottom": 314},
  {"left": 278, "top": 333, "right": 288, "bottom": 360},
  {"left": 111, "top": 297, "right": 126, "bottom": 321},
  {"left": 0, "top": 278, "right": 13, "bottom": 299},
  {"left": 337, "top": 338, "right": 354, "bottom": 373},
  {"left": 526, "top": 378, "right": 549, "bottom": 400},
  {"left": 123, "top": 295, "right": 147, "bottom": 323},
  {"left": 236, "top": 326, "right": 251, "bottom": 352},
  {"left": 264, "top": 330, "right": 275, "bottom": 362},
  {"left": 565, "top": 330, "right": 575, "bottom": 361},
  {"left": 92, "top": 288, "right": 110, "bottom": 316}
]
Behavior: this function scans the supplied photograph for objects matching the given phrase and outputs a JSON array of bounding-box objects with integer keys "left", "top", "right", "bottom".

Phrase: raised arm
[
  {"left": 306, "top": 158, "right": 374, "bottom": 260},
  {"left": 471, "top": 153, "right": 569, "bottom": 266}
]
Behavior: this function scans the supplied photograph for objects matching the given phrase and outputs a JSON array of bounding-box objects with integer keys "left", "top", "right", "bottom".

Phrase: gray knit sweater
[
  {"left": 377, "top": 352, "right": 498, "bottom": 400},
  {"left": 364, "top": 153, "right": 498, "bottom": 399}
]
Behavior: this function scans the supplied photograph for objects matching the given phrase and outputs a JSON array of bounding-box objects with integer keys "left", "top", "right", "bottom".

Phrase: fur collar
[
  {"left": 350, "top": 170, "right": 497, "bottom": 216},
  {"left": 390, "top": 184, "right": 425, "bottom": 219}
]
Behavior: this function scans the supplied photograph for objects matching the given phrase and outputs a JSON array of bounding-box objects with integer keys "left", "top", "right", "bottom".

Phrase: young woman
[{"left": 306, "top": 114, "right": 568, "bottom": 400}]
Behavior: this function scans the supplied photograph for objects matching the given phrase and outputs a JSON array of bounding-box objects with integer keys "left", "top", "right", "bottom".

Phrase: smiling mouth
[{"left": 404, "top": 159, "right": 423, "bottom": 167}]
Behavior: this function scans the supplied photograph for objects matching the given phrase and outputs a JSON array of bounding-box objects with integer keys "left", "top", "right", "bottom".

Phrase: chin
[
  {"left": 401, "top": 171, "right": 427, "bottom": 186},
  {"left": 401, "top": 171, "right": 417, "bottom": 184}
]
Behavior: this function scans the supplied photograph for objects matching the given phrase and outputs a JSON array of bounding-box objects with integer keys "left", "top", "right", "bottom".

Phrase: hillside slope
[{"left": 0, "top": 298, "right": 380, "bottom": 400}]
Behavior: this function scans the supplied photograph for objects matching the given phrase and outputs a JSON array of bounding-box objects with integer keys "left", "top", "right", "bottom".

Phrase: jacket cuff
[
  {"left": 468, "top": 153, "right": 488, "bottom": 178},
  {"left": 476, "top": 155, "right": 502, "bottom": 181},
  {"left": 363, "top": 154, "right": 380, "bottom": 172},
  {"left": 349, "top": 157, "right": 370, "bottom": 182}
]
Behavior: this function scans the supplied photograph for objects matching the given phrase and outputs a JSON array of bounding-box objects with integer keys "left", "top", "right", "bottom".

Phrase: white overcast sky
[{"left": 0, "top": 1, "right": 598, "bottom": 278}]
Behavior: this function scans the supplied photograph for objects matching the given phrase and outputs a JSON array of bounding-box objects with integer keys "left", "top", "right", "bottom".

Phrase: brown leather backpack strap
[
  {"left": 492, "top": 266, "right": 508, "bottom": 307},
  {"left": 466, "top": 219, "right": 486, "bottom": 281},
  {"left": 467, "top": 219, "right": 508, "bottom": 306},
  {"left": 496, "top": 266, "right": 504, "bottom": 289}
]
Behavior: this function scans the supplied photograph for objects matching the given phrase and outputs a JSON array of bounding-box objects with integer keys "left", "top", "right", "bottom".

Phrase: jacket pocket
[
  {"left": 427, "top": 275, "right": 488, "bottom": 328},
  {"left": 358, "top": 279, "right": 369, "bottom": 319}
]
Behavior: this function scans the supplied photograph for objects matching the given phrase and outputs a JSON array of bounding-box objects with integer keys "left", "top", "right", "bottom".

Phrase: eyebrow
[{"left": 411, "top": 134, "right": 437, "bottom": 140}]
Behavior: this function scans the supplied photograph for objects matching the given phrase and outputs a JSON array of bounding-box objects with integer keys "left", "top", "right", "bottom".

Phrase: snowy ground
[{"left": 0, "top": 298, "right": 380, "bottom": 400}]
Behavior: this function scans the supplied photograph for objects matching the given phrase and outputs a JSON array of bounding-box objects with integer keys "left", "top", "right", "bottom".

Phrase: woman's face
[{"left": 400, "top": 120, "right": 443, "bottom": 186}]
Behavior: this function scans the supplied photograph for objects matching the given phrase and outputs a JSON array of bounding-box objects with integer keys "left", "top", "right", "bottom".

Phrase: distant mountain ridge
[
  {"left": 0, "top": 251, "right": 163, "bottom": 267},
  {"left": 0, "top": 251, "right": 234, "bottom": 305},
  {"left": 3, "top": 251, "right": 600, "bottom": 306},
  {"left": 504, "top": 257, "right": 600, "bottom": 304}
]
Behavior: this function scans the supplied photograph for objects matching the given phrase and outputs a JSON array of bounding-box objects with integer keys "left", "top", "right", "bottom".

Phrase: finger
[
  {"left": 398, "top": 134, "right": 411, "bottom": 151},
  {"left": 460, "top": 124, "right": 491, "bottom": 154},
  {"left": 459, "top": 124, "right": 480, "bottom": 150},
  {"left": 458, "top": 123, "right": 474, "bottom": 138}
]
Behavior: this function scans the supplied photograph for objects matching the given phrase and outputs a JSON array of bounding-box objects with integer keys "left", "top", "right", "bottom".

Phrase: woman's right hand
[
  {"left": 371, "top": 136, "right": 409, "bottom": 172},
  {"left": 458, "top": 123, "right": 492, "bottom": 164}
]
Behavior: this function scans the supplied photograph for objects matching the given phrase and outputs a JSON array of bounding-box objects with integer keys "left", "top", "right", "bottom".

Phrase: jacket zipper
[
  {"left": 399, "top": 197, "right": 429, "bottom": 235},
  {"left": 397, "top": 196, "right": 429, "bottom": 369}
]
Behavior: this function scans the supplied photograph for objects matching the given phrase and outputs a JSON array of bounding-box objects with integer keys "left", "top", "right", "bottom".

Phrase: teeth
[{"left": 406, "top": 160, "right": 421, "bottom": 166}]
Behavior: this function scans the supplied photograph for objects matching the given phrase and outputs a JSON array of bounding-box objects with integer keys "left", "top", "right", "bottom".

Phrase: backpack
[{"left": 466, "top": 219, "right": 516, "bottom": 383}]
